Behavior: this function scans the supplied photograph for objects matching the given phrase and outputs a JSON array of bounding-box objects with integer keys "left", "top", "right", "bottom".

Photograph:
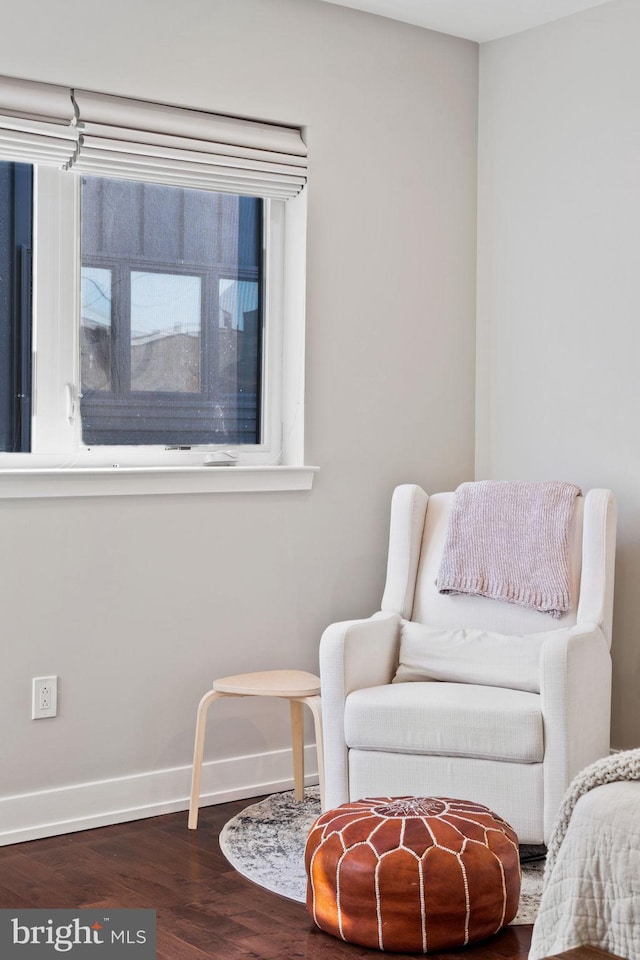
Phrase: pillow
[{"left": 392, "top": 621, "right": 571, "bottom": 693}]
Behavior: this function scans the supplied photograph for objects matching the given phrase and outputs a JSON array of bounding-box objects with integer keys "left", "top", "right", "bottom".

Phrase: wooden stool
[{"left": 188, "top": 669, "right": 324, "bottom": 829}]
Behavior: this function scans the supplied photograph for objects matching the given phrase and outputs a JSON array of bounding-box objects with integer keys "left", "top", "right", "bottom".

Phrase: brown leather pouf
[{"left": 305, "top": 796, "right": 521, "bottom": 953}]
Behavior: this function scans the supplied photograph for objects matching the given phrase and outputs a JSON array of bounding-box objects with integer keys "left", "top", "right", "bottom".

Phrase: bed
[{"left": 528, "top": 750, "right": 640, "bottom": 960}]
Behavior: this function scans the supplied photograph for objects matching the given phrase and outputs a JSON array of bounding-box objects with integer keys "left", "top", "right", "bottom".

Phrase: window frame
[{"left": 0, "top": 164, "right": 309, "bottom": 486}]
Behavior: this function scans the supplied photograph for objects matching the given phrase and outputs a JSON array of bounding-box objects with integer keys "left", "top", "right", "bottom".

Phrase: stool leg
[
  {"left": 303, "top": 694, "right": 325, "bottom": 811},
  {"left": 289, "top": 698, "right": 305, "bottom": 801},
  {"left": 188, "top": 689, "right": 225, "bottom": 830}
]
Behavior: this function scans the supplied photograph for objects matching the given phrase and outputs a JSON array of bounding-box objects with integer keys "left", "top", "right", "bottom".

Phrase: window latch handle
[{"left": 66, "top": 383, "right": 83, "bottom": 423}]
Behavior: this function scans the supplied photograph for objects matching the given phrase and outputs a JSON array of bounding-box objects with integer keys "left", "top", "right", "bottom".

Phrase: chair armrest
[
  {"left": 540, "top": 622, "right": 612, "bottom": 842},
  {"left": 319, "top": 611, "right": 401, "bottom": 808}
]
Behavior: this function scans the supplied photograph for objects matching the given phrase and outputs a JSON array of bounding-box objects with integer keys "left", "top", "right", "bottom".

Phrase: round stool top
[{"left": 213, "top": 669, "right": 320, "bottom": 698}]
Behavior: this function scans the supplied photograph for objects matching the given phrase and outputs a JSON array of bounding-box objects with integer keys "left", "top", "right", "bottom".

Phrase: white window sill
[{"left": 0, "top": 465, "right": 319, "bottom": 499}]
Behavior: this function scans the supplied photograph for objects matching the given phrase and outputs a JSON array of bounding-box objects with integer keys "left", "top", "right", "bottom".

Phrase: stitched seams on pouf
[{"left": 305, "top": 796, "right": 521, "bottom": 953}]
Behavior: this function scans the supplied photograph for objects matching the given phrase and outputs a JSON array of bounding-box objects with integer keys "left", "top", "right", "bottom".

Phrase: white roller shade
[
  {"left": 0, "top": 75, "right": 77, "bottom": 166},
  {"left": 70, "top": 90, "right": 307, "bottom": 199}
]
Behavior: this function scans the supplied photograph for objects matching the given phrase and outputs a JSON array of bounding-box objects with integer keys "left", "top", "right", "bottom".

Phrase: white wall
[
  {"left": 0, "top": 0, "right": 478, "bottom": 841},
  {"left": 477, "top": 0, "right": 640, "bottom": 748}
]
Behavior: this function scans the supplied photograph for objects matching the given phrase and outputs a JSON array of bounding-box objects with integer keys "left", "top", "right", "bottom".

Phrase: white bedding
[{"left": 529, "top": 779, "right": 640, "bottom": 959}]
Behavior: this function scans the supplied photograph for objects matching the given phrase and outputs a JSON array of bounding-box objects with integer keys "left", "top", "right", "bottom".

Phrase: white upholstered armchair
[{"left": 319, "top": 485, "right": 616, "bottom": 844}]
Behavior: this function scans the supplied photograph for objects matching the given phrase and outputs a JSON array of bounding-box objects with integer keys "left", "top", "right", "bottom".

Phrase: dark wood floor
[{"left": 0, "top": 797, "right": 533, "bottom": 959}]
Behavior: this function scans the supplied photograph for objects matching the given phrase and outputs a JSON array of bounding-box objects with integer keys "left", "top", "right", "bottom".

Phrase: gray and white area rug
[{"left": 219, "top": 788, "right": 545, "bottom": 925}]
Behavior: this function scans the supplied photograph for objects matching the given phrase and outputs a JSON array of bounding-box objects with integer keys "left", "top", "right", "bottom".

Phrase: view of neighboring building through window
[
  {"left": 0, "top": 161, "right": 32, "bottom": 452},
  {"left": 80, "top": 177, "right": 263, "bottom": 446}
]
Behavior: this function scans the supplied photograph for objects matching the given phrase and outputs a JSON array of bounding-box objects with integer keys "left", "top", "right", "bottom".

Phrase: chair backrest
[
  {"left": 381, "top": 485, "right": 616, "bottom": 641},
  {"left": 412, "top": 491, "right": 583, "bottom": 634}
]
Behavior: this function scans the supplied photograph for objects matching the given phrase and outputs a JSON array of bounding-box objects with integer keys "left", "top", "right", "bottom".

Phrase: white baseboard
[{"left": 0, "top": 745, "right": 320, "bottom": 846}]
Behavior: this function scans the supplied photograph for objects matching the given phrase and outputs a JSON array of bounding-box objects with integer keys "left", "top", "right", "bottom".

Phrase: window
[
  {"left": 0, "top": 75, "right": 311, "bottom": 491},
  {"left": 80, "top": 178, "right": 263, "bottom": 446},
  {"left": 0, "top": 161, "right": 32, "bottom": 453}
]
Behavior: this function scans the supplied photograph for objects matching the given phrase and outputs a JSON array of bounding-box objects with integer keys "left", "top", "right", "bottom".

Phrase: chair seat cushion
[{"left": 344, "top": 681, "right": 543, "bottom": 763}]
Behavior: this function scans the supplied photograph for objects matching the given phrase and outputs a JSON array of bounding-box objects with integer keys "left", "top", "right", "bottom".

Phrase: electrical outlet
[{"left": 32, "top": 676, "right": 58, "bottom": 719}]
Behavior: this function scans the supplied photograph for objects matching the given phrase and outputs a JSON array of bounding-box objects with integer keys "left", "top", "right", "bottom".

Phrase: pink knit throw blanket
[{"left": 436, "top": 480, "right": 581, "bottom": 618}]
